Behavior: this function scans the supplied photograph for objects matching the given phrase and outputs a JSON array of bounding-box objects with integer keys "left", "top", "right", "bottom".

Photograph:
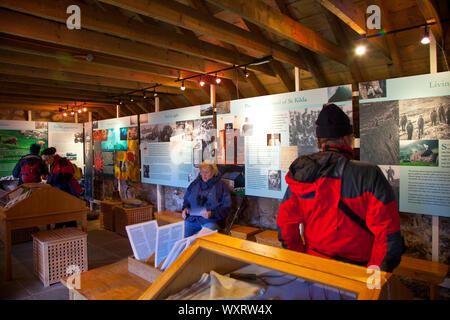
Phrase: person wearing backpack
[
  {"left": 41, "top": 147, "right": 83, "bottom": 229},
  {"left": 276, "top": 104, "right": 404, "bottom": 273},
  {"left": 12, "top": 143, "right": 49, "bottom": 185}
]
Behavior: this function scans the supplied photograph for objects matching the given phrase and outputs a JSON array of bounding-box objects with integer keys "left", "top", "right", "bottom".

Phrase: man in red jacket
[{"left": 277, "top": 103, "right": 404, "bottom": 272}]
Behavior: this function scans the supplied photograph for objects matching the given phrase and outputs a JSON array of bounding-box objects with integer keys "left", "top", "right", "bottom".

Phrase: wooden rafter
[
  {"left": 97, "top": 0, "right": 307, "bottom": 68},
  {"left": 208, "top": 0, "right": 347, "bottom": 65},
  {"left": 0, "top": 0, "right": 274, "bottom": 78}
]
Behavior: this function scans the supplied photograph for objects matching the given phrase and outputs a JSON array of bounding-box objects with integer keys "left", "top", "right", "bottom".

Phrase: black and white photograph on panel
[
  {"left": 140, "top": 123, "right": 176, "bottom": 142},
  {"left": 360, "top": 100, "right": 399, "bottom": 165},
  {"left": 171, "top": 120, "right": 194, "bottom": 141},
  {"left": 240, "top": 116, "right": 254, "bottom": 136},
  {"left": 268, "top": 170, "right": 281, "bottom": 191},
  {"left": 289, "top": 107, "right": 321, "bottom": 156},
  {"left": 379, "top": 165, "right": 400, "bottom": 204},
  {"left": 358, "top": 80, "right": 387, "bottom": 99},
  {"left": 399, "top": 95, "right": 450, "bottom": 141},
  {"left": 193, "top": 118, "right": 216, "bottom": 164}
]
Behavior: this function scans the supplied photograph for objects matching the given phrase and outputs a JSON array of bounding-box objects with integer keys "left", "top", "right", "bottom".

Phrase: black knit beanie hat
[
  {"left": 41, "top": 147, "right": 56, "bottom": 156},
  {"left": 30, "top": 143, "right": 41, "bottom": 155},
  {"left": 315, "top": 103, "right": 353, "bottom": 138}
]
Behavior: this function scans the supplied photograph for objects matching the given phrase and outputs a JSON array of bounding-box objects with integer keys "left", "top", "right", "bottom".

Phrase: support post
[
  {"left": 155, "top": 96, "right": 164, "bottom": 212},
  {"left": 295, "top": 67, "right": 301, "bottom": 91}
]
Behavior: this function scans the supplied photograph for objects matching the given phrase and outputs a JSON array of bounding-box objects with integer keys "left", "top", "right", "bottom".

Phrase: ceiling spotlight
[
  {"left": 119, "top": 99, "right": 123, "bottom": 105},
  {"left": 83, "top": 107, "right": 87, "bottom": 112},
  {"left": 215, "top": 77, "right": 221, "bottom": 84},
  {"left": 355, "top": 44, "right": 366, "bottom": 55},
  {"left": 153, "top": 89, "right": 158, "bottom": 97},
  {"left": 85, "top": 54, "right": 94, "bottom": 62},
  {"left": 63, "top": 112, "right": 67, "bottom": 117},
  {"left": 143, "top": 91, "right": 147, "bottom": 99},
  {"left": 180, "top": 81, "right": 186, "bottom": 91},
  {"left": 78, "top": 109, "right": 82, "bottom": 113},
  {"left": 199, "top": 78, "right": 205, "bottom": 87},
  {"left": 70, "top": 110, "right": 75, "bottom": 115},
  {"left": 243, "top": 66, "right": 249, "bottom": 78},
  {"left": 130, "top": 96, "right": 134, "bottom": 102},
  {"left": 421, "top": 25, "right": 430, "bottom": 45}
]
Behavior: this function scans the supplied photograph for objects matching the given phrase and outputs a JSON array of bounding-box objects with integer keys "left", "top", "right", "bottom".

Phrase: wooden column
[
  {"left": 155, "top": 96, "right": 164, "bottom": 212},
  {"left": 27, "top": 110, "right": 32, "bottom": 121},
  {"left": 294, "top": 67, "right": 301, "bottom": 91}
]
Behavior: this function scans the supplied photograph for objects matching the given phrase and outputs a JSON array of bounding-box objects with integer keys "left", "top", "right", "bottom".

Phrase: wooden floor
[{"left": 0, "top": 218, "right": 133, "bottom": 300}]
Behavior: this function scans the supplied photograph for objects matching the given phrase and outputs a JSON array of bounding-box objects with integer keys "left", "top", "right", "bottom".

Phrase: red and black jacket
[
  {"left": 276, "top": 145, "right": 403, "bottom": 272},
  {"left": 47, "top": 155, "right": 82, "bottom": 196}
]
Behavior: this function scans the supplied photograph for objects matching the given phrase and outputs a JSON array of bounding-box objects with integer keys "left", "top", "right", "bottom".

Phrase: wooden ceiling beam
[
  {"left": 0, "top": 0, "right": 275, "bottom": 77},
  {"left": 0, "top": 49, "right": 199, "bottom": 90},
  {"left": 0, "top": 9, "right": 247, "bottom": 84},
  {"left": 208, "top": 0, "right": 347, "bottom": 65},
  {"left": 321, "top": 8, "right": 363, "bottom": 86},
  {"left": 97, "top": 0, "right": 307, "bottom": 68},
  {"left": 274, "top": 0, "right": 328, "bottom": 88},
  {"left": 317, "top": 0, "right": 393, "bottom": 64}
]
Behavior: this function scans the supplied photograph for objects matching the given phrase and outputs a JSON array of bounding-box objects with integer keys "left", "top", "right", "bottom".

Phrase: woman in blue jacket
[{"left": 182, "top": 161, "right": 231, "bottom": 237}]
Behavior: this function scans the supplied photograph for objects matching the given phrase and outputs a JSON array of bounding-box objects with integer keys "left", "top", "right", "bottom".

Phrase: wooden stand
[
  {"left": 254, "top": 229, "right": 282, "bottom": 248},
  {"left": 0, "top": 183, "right": 88, "bottom": 281},
  {"left": 138, "top": 233, "right": 412, "bottom": 300},
  {"left": 229, "top": 225, "right": 260, "bottom": 241}
]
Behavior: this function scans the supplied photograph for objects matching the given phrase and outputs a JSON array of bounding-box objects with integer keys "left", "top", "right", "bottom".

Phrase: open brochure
[
  {"left": 126, "top": 221, "right": 217, "bottom": 270},
  {"left": 126, "top": 220, "right": 185, "bottom": 267},
  {"left": 160, "top": 227, "right": 217, "bottom": 271}
]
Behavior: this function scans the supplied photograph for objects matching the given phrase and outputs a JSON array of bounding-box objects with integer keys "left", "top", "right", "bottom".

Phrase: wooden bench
[{"left": 251, "top": 230, "right": 448, "bottom": 299}]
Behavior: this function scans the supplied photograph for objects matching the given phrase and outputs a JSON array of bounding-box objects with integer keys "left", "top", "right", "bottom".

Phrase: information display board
[
  {"left": 139, "top": 104, "right": 214, "bottom": 188},
  {"left": 0, "top": 120, "right": 48, "bottom": 178},
  {"left": 220, "top": 85, "right": 352, "bottom": 199},
  {"left": 48, "top": 122, "right": 84, "bottom": 170},
  {"left": 93, "top": 116, "right": 139, "bottom": 182},
  {"left": 359, "top": 71, "right": 450, "bottom": 217}
]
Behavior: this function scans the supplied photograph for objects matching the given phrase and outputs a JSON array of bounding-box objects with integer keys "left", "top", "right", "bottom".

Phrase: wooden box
[
  {"left": 138, "top": 233, "right": 413, "bottom": 300},
  {"left": 254, "top": 230, "right": 282, "bottom": 248},
  {"left": 32, "top": 228, "right": 88, "bottom": 287},
  {"left": 128, "top": 255, "right": 163, "bottom": 283},
  {"left": 229, "top": 225, "right": 260, "bottom": 241},
  {"left": 114, "top": 204, "right": 154, "bottom": 237},
  {"left": 99, "top": 200, "right": 121, "bottom": 231}
]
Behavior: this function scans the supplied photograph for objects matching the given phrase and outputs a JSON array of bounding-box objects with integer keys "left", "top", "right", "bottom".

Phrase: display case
[
  {"left": 0, "top": 183, "right": 89, "bottom": 280},
  {"left": 139, "top": 233, "right": 412, "bottom": 300}
]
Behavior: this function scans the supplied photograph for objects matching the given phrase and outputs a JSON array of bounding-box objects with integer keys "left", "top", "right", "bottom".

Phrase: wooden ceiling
[{"left": 0, "top": 0, "right": 448, "bottom": 120}]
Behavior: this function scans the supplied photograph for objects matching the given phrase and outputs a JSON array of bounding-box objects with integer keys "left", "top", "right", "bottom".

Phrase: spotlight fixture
[
  {"left": 78, "top": 109, "right": 82, "bottom": 113},
  {"left": 199, "top": 77, "right": 205, "bottom": 87},
  {"left": 143, "top": 90, "right": 147, "bottom": 99},
  {"left": 180, "top": 81, "right": 186, "bottom": 91},
  {"left": 355, "top": 44, "right": 366, "bottom": 55},
  {"left": 153, "top": 89, "right": 158, "bottom": 97},
  {"left": 421, "top": 25, "right": 430, "bottom": 44},
  {"left": 70, "top": 110, "right": 75, "bottom": 115},
  {"left": 130, "top": 96, "right": 134, "bottom": 102},
  {"left": 215, "top": 74, "right": 221, "bottom": 84},
  {"left": 63, "top": 112, "right": 68, "bottom": 117},
  {"left": 243, "top": 66, "right": 250, "bottom": 78},
  {"left": 119, "top": 99, "right": 123, "bottom": 105},
  {"left": 83, "top": 107, "right": 87, "bottom": 112}
]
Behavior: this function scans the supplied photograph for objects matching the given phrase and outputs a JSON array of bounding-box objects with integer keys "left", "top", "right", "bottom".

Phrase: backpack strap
[{"left": 338, "top": 200, "right": 374, "bottom": 236}]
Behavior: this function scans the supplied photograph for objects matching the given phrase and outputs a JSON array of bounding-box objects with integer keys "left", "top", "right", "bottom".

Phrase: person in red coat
[
  {"left": 277, "top": 103, "right": 404, "bottom": 272},
  {"left": 42, "top": 147, "right": 82, "bottom": 229}
]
